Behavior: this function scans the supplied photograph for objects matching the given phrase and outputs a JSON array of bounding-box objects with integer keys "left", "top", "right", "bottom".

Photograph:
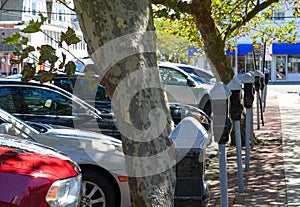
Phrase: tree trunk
[
  {"left": 73, "top": 1, "right": 176, "bottom": 206},
  {"left": 190, "top": 0, "right": 234, "bottom": 85}
]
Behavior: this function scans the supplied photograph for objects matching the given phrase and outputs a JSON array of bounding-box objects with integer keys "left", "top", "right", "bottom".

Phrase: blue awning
[
  {"left": 272, "top": 43, "right": 300, "bottom": 55},
  {"left": 226, "top": 44, "right": 254, "bottom": 55}
]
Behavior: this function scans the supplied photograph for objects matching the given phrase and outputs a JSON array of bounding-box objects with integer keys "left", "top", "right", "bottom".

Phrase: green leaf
[
  {"left": 2, "top": 33, "right": 21, "bottom": 44},
  {"left": 21, "top": 13, "right": 47, "bottom": 33},
  {"left": 21, "top": 63, "right": 36, "bottom": 82},
  {"left": 64, "top": 61, "right": 76, "bottom": 77},
  {"left": 38, "top": 45, "right": 59, "bottom": 65},
  {"left": 59, "top": 53, "right": 66, "bottom": 69},
  {"left": 61, "top": 27, "right": 80, "bottom": 46}
]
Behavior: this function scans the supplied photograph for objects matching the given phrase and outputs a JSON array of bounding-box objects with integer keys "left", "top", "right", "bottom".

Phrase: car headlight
[{"left": 46, "top": 174, "right": 82, "bottom": 207}]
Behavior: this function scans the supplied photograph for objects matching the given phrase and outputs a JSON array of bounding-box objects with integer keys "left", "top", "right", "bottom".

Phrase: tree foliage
[
  {"left": 153, "top": 0, "right": 299, "bottom": 83},
  {"left": 2, "top": 13, "right": 79, "bottom": 82}
]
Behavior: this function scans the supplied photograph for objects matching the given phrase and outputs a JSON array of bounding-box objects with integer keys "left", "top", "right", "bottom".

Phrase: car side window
[
  {"left": 19, "top": 87, "right": 74, "bottom": 116},
  {"left": 159, "top": 67, "right": 187, "bottom": 86},
  {"left": 0, "top": 87, "right": 27, "bottom": 113}
]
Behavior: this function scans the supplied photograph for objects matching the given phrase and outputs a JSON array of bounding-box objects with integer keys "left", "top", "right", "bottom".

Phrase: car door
[{"left": 0, "top": 85, "right": 100, "bottom": 129}]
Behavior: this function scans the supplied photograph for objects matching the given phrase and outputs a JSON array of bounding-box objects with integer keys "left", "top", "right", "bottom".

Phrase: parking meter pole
[
  {"left": 263, "top": 69, "right": 270, "bottom": 112},
  {"left": 254, "top": 70, "right": 264, "bottom": 130},
  {"left": 260, "top": 75, "right": 265, "bottom": 110},
  {"left": 254, "top": 75, "right": 260, "bottom": 130},
  {"left": 209, "top": 82, "right": 232, "bottom": 207},
  {"left": 259, "top": 76, "right": 265, "bottom": 126},
  {"left": 219, "top": 143, "right": 228, "bottom": 206},
  {"left": 243, "top": 73, "right": 254, "bottom": 172},
  {"left": 227, "top": 78, "right": 244, "bottom": 193}
]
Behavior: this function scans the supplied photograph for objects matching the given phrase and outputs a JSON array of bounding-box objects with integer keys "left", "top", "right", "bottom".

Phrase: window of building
[
  {"left": 58, "top": 9, "right": 63, "bottom": 21},
  {"left": 288, "top": 56, "right": 300, "bottom": 73},
  {"left": 32, "top": 2, "right": 36, "bottom": 15},
  {"left": 273, "top": 12, "right": 284, "bottom": 20},
  {"left": 275, "top": 56, "right": 286, "bottom": 80}
]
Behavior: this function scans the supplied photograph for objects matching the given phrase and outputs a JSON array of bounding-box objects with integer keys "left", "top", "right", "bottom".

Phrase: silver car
[
  {"left": 159, "top": 62, "right": 213, "bottom": 116},
  {"left": 0, "top": 108, "right": 131, "bottom": 207}
]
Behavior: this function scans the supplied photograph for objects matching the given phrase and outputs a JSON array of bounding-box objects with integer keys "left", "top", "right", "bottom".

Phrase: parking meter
[
  {"left": 209, "top": 82, "right": 232, "bottom": 144},
  {"left": 209, "top": 82, "right": 232, "bottom": 207},
  {"left": 243, "top": 73, "right": 255, "bottom": 171},
  {"left": 243, "top": 73, "right": 255, "bottom": 109},
  {"left": 227, "top": 78, "right": 244, "bottom": 193},
  {"left": 169, "top": 117, "right": 210, "bottom": 206},
  {"left": 227, "top": 78, "right": 243, "bottom": 121}
]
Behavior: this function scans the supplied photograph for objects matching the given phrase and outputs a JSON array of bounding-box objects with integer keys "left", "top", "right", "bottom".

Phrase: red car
[{"left": 0, "top": 134, "right": 81, "bottom": 207}]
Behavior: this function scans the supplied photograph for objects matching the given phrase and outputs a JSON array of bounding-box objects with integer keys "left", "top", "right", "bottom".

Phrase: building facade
[
  {"left": 194, "top": 3, "right": 300, "bottom": 83},
  {"left": 0, "top": 0, "right": 88, "bottom": 76}
]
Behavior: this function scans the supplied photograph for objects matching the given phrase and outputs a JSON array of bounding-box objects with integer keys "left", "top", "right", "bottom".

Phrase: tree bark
[
  {"left": 73, "top": 1, "right": 176, "bottom": 206},
  {"left": 190, "top": 0, "right": 234, "bottom": 85}
]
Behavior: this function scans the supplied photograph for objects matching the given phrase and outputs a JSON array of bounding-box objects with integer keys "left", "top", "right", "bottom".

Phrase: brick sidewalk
[{"left": 205, "top": 94, "right": 287, "bottom": 207}]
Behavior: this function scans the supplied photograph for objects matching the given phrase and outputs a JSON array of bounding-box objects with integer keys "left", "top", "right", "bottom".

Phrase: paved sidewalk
[{"left": 205, "top": 92, "right": 287, "bottom": 206}]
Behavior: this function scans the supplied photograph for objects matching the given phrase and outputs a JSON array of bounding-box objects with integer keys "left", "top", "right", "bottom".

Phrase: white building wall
[{"left": 20, "top": 0, "right": 88, "bottom": 68}]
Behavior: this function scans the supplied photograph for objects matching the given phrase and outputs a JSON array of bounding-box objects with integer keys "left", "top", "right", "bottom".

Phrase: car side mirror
[{"left": 187, "top": 77, "right": 196, "bottom": 87}]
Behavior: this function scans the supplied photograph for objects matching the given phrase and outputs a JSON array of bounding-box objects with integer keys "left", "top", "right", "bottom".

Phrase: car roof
[{"left": 158, "top": 62, "right": 191, "bottom": 77}]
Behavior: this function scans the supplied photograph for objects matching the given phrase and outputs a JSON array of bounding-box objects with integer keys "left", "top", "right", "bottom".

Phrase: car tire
[{"left": 81, "top": 170, "right": 116, "bottom": 207}]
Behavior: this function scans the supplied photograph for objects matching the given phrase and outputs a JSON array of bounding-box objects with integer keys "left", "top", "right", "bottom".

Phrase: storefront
[{"left": 272, "top": 43, "right": 300, "bottom": 82}]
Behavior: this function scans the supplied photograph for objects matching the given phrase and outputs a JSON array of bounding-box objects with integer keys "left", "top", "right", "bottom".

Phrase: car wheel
[{"left": 80, "top": 170, "right": 116, "bottom": 207}]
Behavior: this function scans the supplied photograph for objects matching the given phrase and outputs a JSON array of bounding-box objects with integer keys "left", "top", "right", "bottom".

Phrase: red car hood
[{"left": 0, "top": 136, "right": 79, "bottom": 179}]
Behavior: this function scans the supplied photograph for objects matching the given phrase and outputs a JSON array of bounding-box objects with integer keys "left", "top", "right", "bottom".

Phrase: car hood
[
  {"left": 29, "top": 123, "right": 126, "bottom": 175},
  {"left": 0, "top": 134, "right": 79, "bottom": 179}
]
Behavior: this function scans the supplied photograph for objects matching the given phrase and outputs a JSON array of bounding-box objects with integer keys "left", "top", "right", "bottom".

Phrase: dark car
[
  {"left": 0, "top": 79, "right": 120, "bottom": 137},
  {"left": 52, "top": 72, "right": 212, "bottom": 130},
  {"left": 0, "top": 134, "right": 81, "bottom": 207},
  {"left": 2, "top": 76, "right": 211, "bottom": 137}
]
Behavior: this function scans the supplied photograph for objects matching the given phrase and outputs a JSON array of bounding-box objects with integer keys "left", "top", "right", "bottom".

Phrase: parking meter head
[
  {"left": 170, "top": 117, "right": 209, "bottom": 150},
  {"left": 243, "top": 73, "right": 255, "bottom": 108},
  {"left": 254, "top": 70, "right": 264, "bottom": 91},
  {"left": 227, "top": 78, "right": 242, "bottom": 91},
  {"left": 227, "top": 78, "right": 243, "bottom": 120},
  {"left": 169, "top": 117, "right": 209, "bottom": 161},
  {"left": 208, "top": 82, "right": 232, "bottom": 144},
  {"left": 243, "top": 73, "right": 254, "bottom": 84}
]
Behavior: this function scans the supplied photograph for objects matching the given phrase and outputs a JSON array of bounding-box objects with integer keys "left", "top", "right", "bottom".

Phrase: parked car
[
  {"left": 159, "top": 62, "right": 213, "bottom": 116},
  {"left": 55, "top": 58, "right": 213, "bottom": 116},
  {"left": 2, "top": 77, "right": 211, "bottom": 135},
  {"left": 0, "top": 107, "right": 131, "bottom": 207},
  {"left": 0, "top": 133, "right": 81, "bottom": 207},
  {"left": 165, "top": 62, "right": 216, "bottom": 84},
  {"left": 51, "top": 73, "right": 211, "bottom": 130},
  {"left": 0, "top": 78, "right": 120, "bottom": 138}
]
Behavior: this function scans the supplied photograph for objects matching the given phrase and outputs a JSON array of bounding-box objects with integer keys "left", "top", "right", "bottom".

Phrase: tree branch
[
  {"left": 224, "top": 0, "right": 279, "bottom": 39},
  {"left": 57, "top": 0, "right": 75, "bottom": 12}
]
